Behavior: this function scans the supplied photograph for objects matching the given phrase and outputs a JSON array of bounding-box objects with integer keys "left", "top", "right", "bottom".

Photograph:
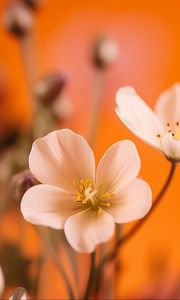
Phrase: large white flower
[
  {"left": 116, "top": 84, "right": 180, "bottom": 162},
  {"left": 21, "top": 129, "right": 151, "bottom": 253}
]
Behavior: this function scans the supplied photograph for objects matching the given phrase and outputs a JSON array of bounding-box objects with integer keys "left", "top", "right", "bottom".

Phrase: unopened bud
[
  {"left": 21, "top": 0, "right": 42, "bottom": 10},
  {"left": 11, "top": 170, "right": 38, "bottom": 203},
  {"left": 9, "top": 287, "right": 29, "bottom": 300},
  {"left": 92, "top": 37, "right": 118, "bottom": 69},
  {"left": 4, "top": 3, "right": 33, "bottom": 37},
  {"left": 52, "top": 94, "right": 72, "bottom": 121},
  {"left": 34, "top": 73, "right": 67, "bottom": 106}
]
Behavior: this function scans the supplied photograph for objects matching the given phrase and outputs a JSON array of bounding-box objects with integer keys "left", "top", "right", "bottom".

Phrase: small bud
[
  {"left": 21, "top": 0, "right": 42, "bottom": 10},
  {"left": 11, "top": 170, "right": 38, "bottom": 203},
  {"left": 4, "top": 3, "right": 33, "bottom": 38},
  {"left": 9, "top": 287, "right": 29, "bottom": 300},
  {"left": 92, "top": 37, "right": 118, "bottom": 69},
  {"left": 52, "top": 94, "right": 72, "bottom": 121},
  {"left": 34, "top": 73, "right": 67, "bottom": 106}
]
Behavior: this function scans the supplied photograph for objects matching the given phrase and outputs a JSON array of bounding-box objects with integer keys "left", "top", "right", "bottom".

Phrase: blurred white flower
[
  {"left": 21, "top": 129, "right": 151, "bottom": 253},
  {"left": 0, "top": 266, "right": 4, "bottom": 297},
  {"left": 9, "top": 287, "right": 28, "bottom": 300},
  {"left": 116, "top": 84, "right": 180, "bottom": 162}
]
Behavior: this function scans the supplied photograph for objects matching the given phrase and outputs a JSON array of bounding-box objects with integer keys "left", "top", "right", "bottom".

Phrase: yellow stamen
[{"left": 73, "top": 178, "right": 114, "bottom": 211}]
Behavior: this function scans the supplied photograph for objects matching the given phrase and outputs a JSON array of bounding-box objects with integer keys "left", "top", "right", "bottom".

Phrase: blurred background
[{"left": 1, "top": 0, "right": 180, "bottom": 298}]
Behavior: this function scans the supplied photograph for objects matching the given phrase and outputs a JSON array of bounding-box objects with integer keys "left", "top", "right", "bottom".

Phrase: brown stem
[
  {"left": 88, "top": 69, "right": 105, "bottom": 149},
  {"left": 95, "top": 162, "right": 176, "bottom": 293}
]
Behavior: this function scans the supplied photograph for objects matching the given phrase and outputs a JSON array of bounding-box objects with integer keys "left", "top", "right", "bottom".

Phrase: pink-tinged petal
[
  {"left": 106, "top": 179, "right": 152, "bottom": 223},
  {"left": 155, "top": 83, "right": 180, "bottom": 125},
  {"left": 21, "top": 184, "right": 79, "bottom": 229},
  {"left": 64, "top": 209, "right": 115, "bottom": 253},
  {"left": 116, "top": 86, "right": 163, "bottom": 150},
  {"left": 9, "top": 287, "right": 28, "bottom": 300},
  {"left": 0, "top": 266, "right": 4, "bottom": 297},
  {"left": 29, "top": 129, "right": 95, "bottom": 191},
  {"left": 160, "top": 133, "right": 180, "bottom": 162},
  {"left": 96, "top": 140, "right": 140, "bottom": 193}
]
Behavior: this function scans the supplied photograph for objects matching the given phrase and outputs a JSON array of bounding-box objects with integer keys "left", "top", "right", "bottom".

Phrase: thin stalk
[
  {"left": 19, "top": 35, "right": 35, "bottom": 95},
  {"left": 83, "top": 252, "right": 96, "bottom": 300},
  {"left": 36, "top": 226, "right": 75, "bottom": 299},
  {"left": 88, "top": 69, "right": 105, "bottom": 148},
  {"left": 95, "top": 163, "right": 176, "bottom": 291}
]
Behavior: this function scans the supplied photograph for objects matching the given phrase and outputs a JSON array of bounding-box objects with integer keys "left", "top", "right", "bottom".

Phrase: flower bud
[
  {"left": 92, "top": 37, "right": 118, "bottom": 69},
  {"left": 52, "top": 94, "right": 72, "bottom": 121},
  {"left": 9, "top": 287, "right": 29, "bottom": 300},
  {"left": 21, "top": 0, "right": 42, "bottom": 10},
  {"left": 11, "top": 170, "right": 38, "bottom": 203},
  {"left": 34, "top": 73, "right": 67, "bottom": 106},
  {"left": 4, "top": 3, "right": 33, "bottom": 38}
]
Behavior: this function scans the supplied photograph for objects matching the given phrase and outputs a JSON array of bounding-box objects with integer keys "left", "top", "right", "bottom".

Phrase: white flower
[
  {"left": 9, "top": 287, "right": 28, "bottom": 300},
  {"left": 0, "top": 266, "right": 4, "bottom": 297},
  {"left": 21, "top": 129, "right": 151, "bottom": 253},
  {"left": 116, "top": 84, "right": 180, "bottom": 162}
]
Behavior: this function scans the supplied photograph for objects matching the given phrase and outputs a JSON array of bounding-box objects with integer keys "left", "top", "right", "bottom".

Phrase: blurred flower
[
  {"left": 4, "top": 3, "right": 33, "bottom": 38},
  {"left": 9, "top": 287, "right": 29, "bottom": 300},
  {"left": 21, "top": 129, "right": 151, "bottom": 253},
  {"left": 92, "top": 37, "right": 118, "bottom": 69},
  {"left": 0, "top": 266, "right": 5, "bottom": 297},
  {"left": 11, "top": 170, "right": 38, "bottom": 203},
  {"left": 21, "top": 0, "right": 42, "bottom": 10},
  {"left": 34, "top": 73, "right": 67, "bottom": 106},
  {"left": 116, "top": 84, "right": 180, "bottom": 162}
]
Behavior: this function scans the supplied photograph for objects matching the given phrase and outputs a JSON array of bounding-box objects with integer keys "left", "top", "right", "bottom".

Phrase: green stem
[
  {"left": 83, "top": 252, "right": 96, "bottom": 300},
  {"left": 36, "top": 226, "right": 75, "bottom": 299},
  {"left": 95, "top": 162, "right": 176, "bottom": 292}
]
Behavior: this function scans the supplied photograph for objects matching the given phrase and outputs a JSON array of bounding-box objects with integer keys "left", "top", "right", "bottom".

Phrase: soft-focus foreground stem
[
  {"left": 94, "top": 163, "right": 176, "bottom": 294},
  {"left": 36, "top": 227, "right": 75, "bottom": 299},
  {"left": 83, "top": 252, "right": 96, "bottom": 300},
  {"left": 88, "top": 70, "right": 105, "bottom": 148},
  {"left": 20, "top": 35, "right": 35, "bottom": 97}
]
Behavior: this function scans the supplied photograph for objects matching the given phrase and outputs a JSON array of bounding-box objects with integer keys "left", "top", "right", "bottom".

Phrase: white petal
[
  {"left": 29, "top": 129, "right": 95, "bottom": 191},
  {"left": 0, "top": 266, "right": 4, "bottom": 297},
  {"left": 96, "top": 140, "right": 140, "bottom": 193},
  {"left": 21, "top": 184, "right": 79, "bottom": 229},
  {"left": 160, "top": 133, "right": 180, "bottom": 162},
  {"left": 64, "top": 209, "right": 115, "bottom": 253},
  {"left": 9, "top": 287, "right": 28, "bottom": 300},
  {"left": 116, "top": 86, "right": 163, "bottom": 149},
  {"left": 106, "top": 179, "right": 152, "bottom": 223},
  {"left": 155, "top": 83, "right": 180, "bottom": 125}
]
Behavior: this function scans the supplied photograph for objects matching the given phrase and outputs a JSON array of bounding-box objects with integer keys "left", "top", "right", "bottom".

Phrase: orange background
[{"left": 1, "top": 0, "right": 180, "bottom": 298}]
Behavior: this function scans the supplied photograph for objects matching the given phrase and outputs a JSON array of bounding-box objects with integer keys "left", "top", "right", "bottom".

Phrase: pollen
[{"left": 73, "top": 178, "right": 114, "bottom": 211}]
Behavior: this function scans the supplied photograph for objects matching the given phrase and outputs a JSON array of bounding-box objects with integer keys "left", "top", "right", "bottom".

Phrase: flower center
[
  {"left": 157, "top": 121, "right": 180, "bottom": 140},
  {"left": 73, "top": 178, "right": 113, "bottom": 214}
]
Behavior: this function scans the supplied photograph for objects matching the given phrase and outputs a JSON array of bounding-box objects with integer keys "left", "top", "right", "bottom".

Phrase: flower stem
[
  {"left": 83, "top": 251, "right": 96, "bottom": 300},
  {"left": 88, "top": 70, "right": 105, "bottom": 149},
  {"left": 36, "top": 226, "right": 75, "bottom": 299},
  {"left": 95, "top": 162, "right": 176, "bottom": 292}
]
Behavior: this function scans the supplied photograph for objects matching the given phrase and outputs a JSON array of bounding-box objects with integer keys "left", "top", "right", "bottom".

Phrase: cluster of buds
[{"left": 92, "top": 36, "right": 118, "bottom": 69}]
